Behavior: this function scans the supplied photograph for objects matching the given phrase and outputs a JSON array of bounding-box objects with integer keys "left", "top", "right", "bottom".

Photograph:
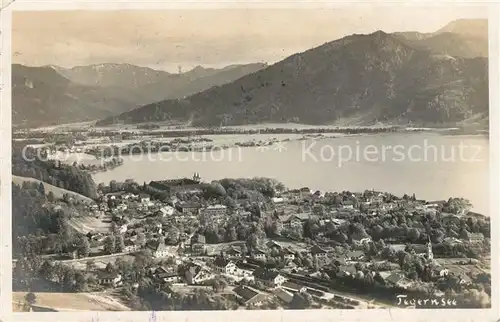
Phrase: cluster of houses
[{"left": 71, "top": 176, "right": 489, "bottom": 309}]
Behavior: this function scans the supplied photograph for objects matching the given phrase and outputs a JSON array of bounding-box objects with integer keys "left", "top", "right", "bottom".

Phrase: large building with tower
[{"left": 149, "top": 173, "right": 205, "bottom": 195}]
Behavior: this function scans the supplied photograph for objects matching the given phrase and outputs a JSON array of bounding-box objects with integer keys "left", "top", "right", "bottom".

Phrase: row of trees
[{"left": 13, "top": 145, "right": 98, "bottom": 199}]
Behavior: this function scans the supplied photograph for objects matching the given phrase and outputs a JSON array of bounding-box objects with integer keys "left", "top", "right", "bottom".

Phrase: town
[{"left": 13, "top": 171, "right": 491, "bottom": 311}]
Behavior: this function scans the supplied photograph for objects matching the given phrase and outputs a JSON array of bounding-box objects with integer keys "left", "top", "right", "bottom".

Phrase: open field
[
  {"left": 13, "top": 291, "right": 131, "bottom": 311},
  {"left": 66, "top": 253, "right": 136, "bottom": 271},
  {"left": 12, "top": 175, "right": 93, "bottom": 203},
  {"left": 68, "top": 214, "right": 113, "bottom": 234},
  {"left": 48, "top": 151, "right": 107, "bottom": 166}
]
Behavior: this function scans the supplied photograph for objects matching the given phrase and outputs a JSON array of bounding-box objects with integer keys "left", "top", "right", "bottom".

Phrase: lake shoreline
[{"left": 90, "top": 133, "right": 489, "bottom": 216}]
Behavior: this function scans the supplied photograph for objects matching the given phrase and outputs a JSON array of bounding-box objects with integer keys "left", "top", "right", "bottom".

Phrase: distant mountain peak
[
  {"left": 436, "top": 19, "right": 488, "bottom": 38},
  {"left": 372, "top": 30, "right": 389, "bottom": 37},
  {"left": 97, "top": 27, "right": 487, "bottom": 128},
  {"left": 12, "top": 62, "right": 267, "bottom": 127},
  {"left": 392, "top": 19, "right": 488, "bottom": 58}
]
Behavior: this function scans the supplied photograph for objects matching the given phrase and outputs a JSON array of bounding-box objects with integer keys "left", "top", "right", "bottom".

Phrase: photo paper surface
[{"left": 1, "top": 2, "right": 498, "bottom": 321}]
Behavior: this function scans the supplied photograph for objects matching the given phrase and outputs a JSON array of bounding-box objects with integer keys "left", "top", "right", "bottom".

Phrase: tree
[
  {"left": 63, "top": 268, "right": 76, "bottom": 291},
  {"left": 408, "top": 228, "right": 420, "bottom": 242},
  {"left": 290, "top": 292, "right": 313, "bottom": 309},
  {"left": 211, "top": 278, "right": 228, "bottom": 293},
  {"left": 136, "top": 233, "right": 146, "bottom": 247},
  {"left": 38, "top": 182, "right": 45, "bottom": 195},
  {"left": 106, "top": 262, "right": 116, "bottom": 273},
  {"left": 372, "top": 225, "right": 384, "bottom": 239},
  {"left": 459, "top": 228, "right": 471, "bottom": 241},
  {"left": 24, "top": 292, "right": 37, "bottom": 308},
  {"left": 165, "top": 228, "right": 180, "bottom": 245},
  {"left": 39, "top": 260, "right": 55, "bottom": 280},
  {"left": 76, "top": 235, "right": 91, "bottom": 258},
  {"left": 110, "top": 180, "right": 118, "bottom": 192},
  {"left": 213, "top": 183, "right": 227, "bottom": 196},
  {"left": 47, "top": 191, "right": 56, "bottom": 202},
  {"left": 381, "top": 246, "right": 395, "bottom": 261},
  {"left": 374, "top": 272, "right": 385, "bottom": 285},
  {"left": 103, "top": 235, "right": 116, "bottom": 254},
  {"left": 115, "top": 257, "right": 134, "bottom": 279},
  {"left": 86, "top": 260, "right": 96, "bottom": 272},
  {"left": 312, "top": 204, "right": 325, "bottom": 217},
  {"left": 397, "top": 250, "right": 409, "bottom": 269},
  {"left": 408, "top": 270, "right": 418, "bottom": 280},
  {"left": 115, "top": 234, "right": 125, "bottom": 253},
  {"left": 246, "top": 233, "right": 259, "bottom": 250},
  {"left": 74, "top": 271, "right": 87, "bottom": 291},
  {"left": 240, "top": 244, "right": 248, "bottom": 256}
]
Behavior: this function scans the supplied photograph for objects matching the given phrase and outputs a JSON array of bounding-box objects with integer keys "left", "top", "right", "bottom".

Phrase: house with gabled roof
[
  {"left": 176, "top": 202, "right": 202, "bottom": 215},
  {"left": 147, "top": 240, "right": 169, "bottom": 258},
  {"left": 274, "top": 287, "right": 294, "bottom": 305},
  {"left": 124, "top": 239, "right": 141, "bottom": 253},
  {"left": 310, "top": 245, "right": 328, "bottom": 258},
  {"left": 266, "top": 240, "right": 283, "bottom": 251},
  {"left": 251, "top": 248, "right": 267, "bottom": 261},
  {"left": 233, "top": 285, "right": 268, "bottom": 306},
  {"left": 96, "top": 270, "right": 122, "bottom": 287},
  {"left": 213, "top": 257, "right": 237, "bottom": 275},
  {"left": 191, "top": 234, "right": 207, "bottom": 255},
  {"left": 159, "top": 206, "right": 175, "bottom": 217},
  {"left": 384, "top": 271, "right": 410, "bottom": 288},
  {"left": 185, "top": 264, "right": 214, "bottom": 285},
  {"left": 282, "top": 247, "right": 295, "bottom": 261},
  {"left": 225, "top": 246, "right": 243, "bottom": 258},
  {"left": 425, "top": 200, "right": 447, "bottom": 208},
  {"left": 278, "top": 212, "right": 313, "bottom": 229},
  {"left": 467, "top": 233, "right": 485, "bottom": 244},
  {"left": 345, "top": 250, "right": 365, "bottom": 262},
  {"left": 281, "top": 281, "right": 307, "bottom": 293},
  {"left": 253, "top": 268, "right": 285, "bottom": 288},
  {"left": 338, "top": 264, "right": 357, "bottom": 277}
]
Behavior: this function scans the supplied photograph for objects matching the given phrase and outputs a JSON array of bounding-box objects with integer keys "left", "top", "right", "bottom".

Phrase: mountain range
[
  {"left": 13, "top": 19, "right": 489, "bottom": 128},
  {"left": 393, "top": 19, "right": 488, "bottom": 58},
  {"left": 12, "top": 62, "right": 267, "bottom": 127},
  {"left": 97, "top": 19, "right": 488, "bottom": 127}
]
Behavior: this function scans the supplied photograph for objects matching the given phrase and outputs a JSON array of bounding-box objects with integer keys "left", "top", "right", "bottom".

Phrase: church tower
[{"left": 427, "top": 236, "right": 433, "bottom": 260}]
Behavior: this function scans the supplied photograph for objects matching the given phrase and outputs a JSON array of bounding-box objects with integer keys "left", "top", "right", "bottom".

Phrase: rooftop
[
  {"left": 274, "top": 288, "right": 294, "bottom": 303},
  {"left": 233, "top": 286, "right": 260, "bottom": 302},
  {"left": 214, "top": 257, "right": 233, "bottom": 268},
  {"left": 385, "top": 272, "right": 405, "bottom": 284},
  {"left": 96, "top": 270, "right": 120, "bottom": 280},
  {"left": 310, "top": 245, "right": 327, "bottom": 255},
  {"left": 151, "top": 178, "right": 200, "bottom": 186},
  {"left": 282, "top": 281, "right": 305, "bottom": 292},
  {"left": 226, "top": 246, "right": 242, "bottom": 254},
  {"left": 191, "top": 234, "right": 206, "bottom": 244},
  {"left": 346, "top": 250, "right": 364, "bottom": 258},
  {"left": 123, "top": 239, "right": 137, "bottom": 247},
  {"left": 253, "top": 268, "right": 280, "bottom": 281},
  {"left": 178, "top": 202, "right": 202, "bottom": 209},
  {"left": 339, "top": 265, "right": 357, "bottom": 275},
  {"left": 426, "top": 200, "right": 447, "bottom": 205},
  {"left": 147, "top": 240, "right": 168, "bottom": 252},
  {"left": 205, "top": 204, "right": 227, "bottom": 210}
]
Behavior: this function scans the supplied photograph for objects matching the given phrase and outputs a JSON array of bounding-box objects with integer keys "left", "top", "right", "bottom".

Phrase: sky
[{"left": 12, "top": 7, "right": 488, "bottom": 72}]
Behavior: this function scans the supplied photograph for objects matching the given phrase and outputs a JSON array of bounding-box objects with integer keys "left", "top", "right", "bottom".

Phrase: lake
[{"left": 93, "top": 133, "right": 489, "bottom": 215}]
